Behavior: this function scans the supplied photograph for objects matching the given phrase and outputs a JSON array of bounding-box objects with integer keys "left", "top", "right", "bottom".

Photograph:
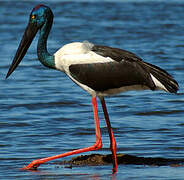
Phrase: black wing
[
  {"left": 69, "top": 61, "right": 155, "bottom": 92},
  {"left": 69, "top": 45, "right": 178, "bottom": 93},
  {"left": 91, "top": 45, "right": 142, "bottom": 62}
]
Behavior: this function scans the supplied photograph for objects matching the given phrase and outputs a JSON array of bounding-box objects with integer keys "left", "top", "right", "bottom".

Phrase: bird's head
[
  {"left": 6, "top": 4, "right": 53, "bottom": 78},
  {"left": 30, "top": 4, "right": 53, "bottom": 29}
]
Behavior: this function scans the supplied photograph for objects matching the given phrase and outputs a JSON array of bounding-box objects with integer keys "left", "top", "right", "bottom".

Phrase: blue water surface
[{"left": 0, "top": 0, "right": 184, "bottom": 179}]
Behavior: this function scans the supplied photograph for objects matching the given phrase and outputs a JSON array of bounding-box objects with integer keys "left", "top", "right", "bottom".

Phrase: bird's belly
[{"left": 96, "top": 85, "right": 149, "bottom": 97}]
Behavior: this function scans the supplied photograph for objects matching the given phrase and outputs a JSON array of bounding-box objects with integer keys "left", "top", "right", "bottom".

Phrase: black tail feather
[{"left": 141, "top": 61, "right": 179, "bottom": 93}]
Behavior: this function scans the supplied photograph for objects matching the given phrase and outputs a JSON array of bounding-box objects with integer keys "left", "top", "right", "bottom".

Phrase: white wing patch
[
  {"left": 54, "top": 41, "right": 114, "bottom": 73},
  {"left": 150, "top": 73, "right": 168, "bottom": 92},
  {"left": 55, "top": 41, "right": 93, "bottom": 57}
]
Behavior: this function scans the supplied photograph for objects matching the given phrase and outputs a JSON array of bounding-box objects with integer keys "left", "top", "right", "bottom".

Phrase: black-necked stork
[{"left": 6, "top": 4, "right": 179, "bottom": 173}]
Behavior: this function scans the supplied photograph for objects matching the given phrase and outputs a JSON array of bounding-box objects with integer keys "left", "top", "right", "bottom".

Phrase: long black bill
[{"left": 6, "top": 22, "right": 38, "bottom": 79}]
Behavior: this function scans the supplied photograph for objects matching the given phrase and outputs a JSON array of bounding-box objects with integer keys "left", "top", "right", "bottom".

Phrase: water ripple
[{"left": 1, "top": 1, "right": 184, "bottom": 179}]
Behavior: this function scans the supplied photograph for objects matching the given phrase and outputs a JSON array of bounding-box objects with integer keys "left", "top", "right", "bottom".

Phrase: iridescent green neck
[{"left": 37, "top": 19, "right": 55, "bottom": 69}]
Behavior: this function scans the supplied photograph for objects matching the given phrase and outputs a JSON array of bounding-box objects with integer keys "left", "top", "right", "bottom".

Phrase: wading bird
[{"left": 6, "top": 4, "right": 178, "bottom": 173}]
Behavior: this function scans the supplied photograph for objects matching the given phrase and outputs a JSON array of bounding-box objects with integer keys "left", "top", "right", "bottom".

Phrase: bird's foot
[
  {"left": 112, "top": 167, "right": 117, "bottom": 174},
  {"left": 21, "top": 159, "right": 42, "bottom": 171}
]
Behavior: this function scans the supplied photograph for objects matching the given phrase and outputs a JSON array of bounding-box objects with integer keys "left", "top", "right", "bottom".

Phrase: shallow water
[{"left": 0, "top": 0, "right": 184, "bottom": 179}]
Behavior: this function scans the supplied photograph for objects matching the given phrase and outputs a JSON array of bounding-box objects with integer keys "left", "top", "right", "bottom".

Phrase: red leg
[
  {"left": 22, "top": 96, "right": 102, "bottom": 170},
  {"left": 100, "top": 97, "right": 117, "bottom": 174}
]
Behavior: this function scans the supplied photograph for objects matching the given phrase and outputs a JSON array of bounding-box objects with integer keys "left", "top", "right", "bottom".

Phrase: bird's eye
[{"left": 31, "top": 15, "right": 36, "bottom": 19}]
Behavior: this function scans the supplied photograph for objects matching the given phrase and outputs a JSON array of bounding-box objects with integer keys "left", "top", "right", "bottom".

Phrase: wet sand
[{"left": 57, "top": 153, "right": 184, "bottom": 168}]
